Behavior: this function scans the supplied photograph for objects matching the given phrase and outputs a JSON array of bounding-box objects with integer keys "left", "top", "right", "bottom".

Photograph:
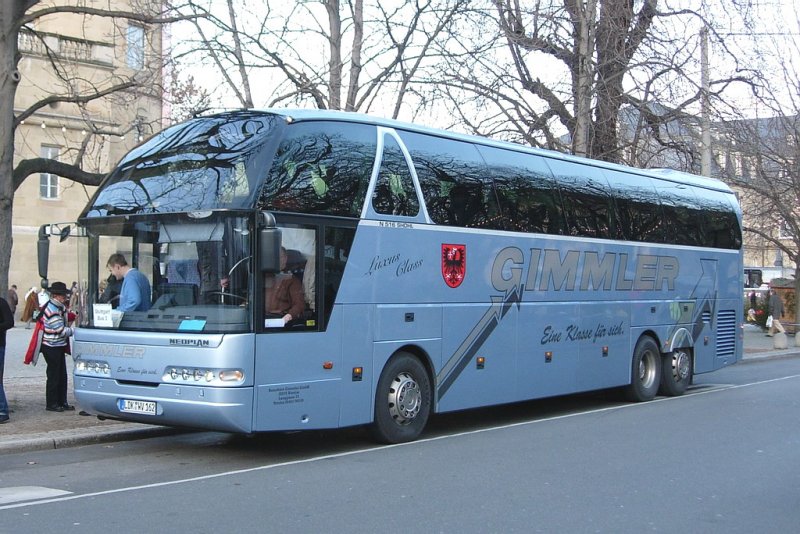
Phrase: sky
[{"left": 166, "top": 1, "right": 800, "bottom": 127}]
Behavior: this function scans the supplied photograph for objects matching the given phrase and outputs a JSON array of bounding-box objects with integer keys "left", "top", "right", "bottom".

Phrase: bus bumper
[{"left": 74, "top": 377, "right": 254, "bottom": 433}]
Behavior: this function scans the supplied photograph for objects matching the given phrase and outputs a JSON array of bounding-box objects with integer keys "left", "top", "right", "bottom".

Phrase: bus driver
[
  {"left": 107, "top": 253, "right": 152, "bottom": 312},
  {"left": 264, "top": 247, "right": 304, "bottom": 326}
]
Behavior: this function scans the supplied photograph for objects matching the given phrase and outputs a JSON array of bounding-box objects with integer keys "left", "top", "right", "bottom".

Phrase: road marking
[
  {"left": 0, "top": 487, "right": 71, "bottom": 505},
  {"left": 2, "top": 373, "right": 800, "bottom": 511}
]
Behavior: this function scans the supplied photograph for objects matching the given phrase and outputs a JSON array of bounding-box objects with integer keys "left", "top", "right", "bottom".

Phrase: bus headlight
[
  {"left": 163, "top": 367, "right": 245, "bottom": 385},
  {"left": 219, "top": 369, "right": 244, "bottom": 382},
  {"left": 75, "top": 359, "right": 111, "bottom": 376}
]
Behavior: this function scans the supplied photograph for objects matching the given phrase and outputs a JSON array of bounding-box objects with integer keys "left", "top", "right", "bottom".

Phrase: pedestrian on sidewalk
[
  {"left": 0, "top": 295, "right": 14, "bottom": 423},
  {"left": 41, "top": 282, "right": 75, "bottom": 412},
  {"left": 7, "top": 284, "right": 18, "bottom": 320},
  {"left": 767, "top": 289, "right": 785, "bottom": 336},
  {"left": 21, "top": 286, "right": 38, "bottom": 328}
]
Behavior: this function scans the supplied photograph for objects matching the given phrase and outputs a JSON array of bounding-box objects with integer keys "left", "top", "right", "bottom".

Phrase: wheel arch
[
  {"left": 663, "top": 327, "right": 695, "bottom": 354},
  {"left": 637, "top": 329, "right": 663, "bottom": 355}
]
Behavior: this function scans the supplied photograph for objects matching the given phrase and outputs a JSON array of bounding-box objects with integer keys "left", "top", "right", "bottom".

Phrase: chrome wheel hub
[
  {"left": 672, "top": 351, "right": 691, "bottom": 381},
  {"left": 388, "top": 372, "right": 421, "bottom": 425},
  {"left": 639, "top": 351, "right": 657, "bottom": 389}
]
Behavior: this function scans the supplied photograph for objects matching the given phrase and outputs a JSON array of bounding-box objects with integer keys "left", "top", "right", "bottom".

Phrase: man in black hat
[{"left": 41, "top": 282, "right": 75, "bottom": 412}]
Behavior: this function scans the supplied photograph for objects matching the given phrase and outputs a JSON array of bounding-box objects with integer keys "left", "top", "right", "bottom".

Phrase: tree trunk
[
  {"left": 593, "top": 0, "right": 629, "bottom": 162},
  {"left": 571, "top": 0, "right": 596, "bottom": 157},
  {"left": 344, "top": 0, "right": 363, "bottom": 111},
  {"left": 326, "top": 0, "right": 342, "bottom": 110},
  {"left": 0, "top": 1, "right": 36, "bottom": 294}
]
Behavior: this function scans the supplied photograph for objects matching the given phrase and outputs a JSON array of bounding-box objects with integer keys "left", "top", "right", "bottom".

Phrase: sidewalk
[
  {"left": 1, "top": 322, "right": 798, "bottom": 454},
  {"left": 0, "top": 324, "right": 177, "bottom": 454}
]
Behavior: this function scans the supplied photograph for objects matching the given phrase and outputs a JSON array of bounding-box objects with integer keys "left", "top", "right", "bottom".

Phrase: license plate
[{"left": 118, "top": 398, "right": 157, "bottom": 415}]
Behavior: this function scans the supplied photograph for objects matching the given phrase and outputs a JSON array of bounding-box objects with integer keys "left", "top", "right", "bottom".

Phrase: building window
[
  {"left": 779, "top": 219, "right": 795, "bottom": 239},
  {"left": 40, "top": 145, "right": 60, "bottom": 199},
  {"left": 126, "top": 24, "right": 145, "bottom": 70}
]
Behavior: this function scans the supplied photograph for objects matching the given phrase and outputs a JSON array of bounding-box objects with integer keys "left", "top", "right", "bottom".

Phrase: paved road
[{"left": 1, "top": 355, "right": 799, "bottom": 532}]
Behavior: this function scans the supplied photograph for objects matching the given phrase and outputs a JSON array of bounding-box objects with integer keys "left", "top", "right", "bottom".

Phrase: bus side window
[
  {"left": 546, "top": 158, "right": 614, "bottom": 239},
  {"left": 696, "top": 190, "right": 742, "bottom": 250},
  {"left": 323, "top": 225, "right": 356, "bottom": 328},
  {"left": 372, "top": 135, "right": 420, "bottom": 217},
  {"left": 602, "top": 170, "right": 665, "bottom": 244},
  {"left": 398, "top": 131, "right": 499, "bottom": 229},
  {"left": 653, "top": 183, "right": 705, "bottom": 247},
  {"left": 272, "top": 225, "right": 318, "bottom": 329},
  {"left": 258, "top": 121, "right": 377, "bottom": 217},
  {"left": 477, "top": 146, "right": 565, "bottom": 235}
]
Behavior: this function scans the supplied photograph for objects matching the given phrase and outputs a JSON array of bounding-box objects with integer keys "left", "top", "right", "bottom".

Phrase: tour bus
[{"left": 38, "top": 109, "right": 743, "bottom": 443}]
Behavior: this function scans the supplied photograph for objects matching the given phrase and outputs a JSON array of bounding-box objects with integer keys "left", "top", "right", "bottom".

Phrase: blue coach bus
[{"left": 39, "top": 109, "right": 743, "bottom": 443}]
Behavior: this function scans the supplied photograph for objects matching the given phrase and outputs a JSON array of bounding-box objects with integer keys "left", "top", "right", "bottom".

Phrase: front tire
[
  {"left": 371, "top": 352, "right": 431, "bottom": 444},
  {"left": 624, "top": 336, "right": 662, "bottom": 402},
  {"left": 658, "top": 350, "right": 692, "bottom": 396}
]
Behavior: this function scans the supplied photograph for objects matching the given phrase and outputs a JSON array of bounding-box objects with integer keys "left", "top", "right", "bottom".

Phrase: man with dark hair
[
  {"left": 0, "top": 294, "right": 13, "bottom": 423},
  {"left": 107, "top": 253, "right": 151, "bottom": 312}
]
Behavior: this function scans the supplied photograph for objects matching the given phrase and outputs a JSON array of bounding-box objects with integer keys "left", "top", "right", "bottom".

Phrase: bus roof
[{"left": 262, "top": 108, "right": 735, "bottom": 195}]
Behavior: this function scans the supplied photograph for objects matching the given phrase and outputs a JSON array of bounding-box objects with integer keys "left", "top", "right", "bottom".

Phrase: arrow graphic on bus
[
  {"left": 690, "top": 259, "right": 718, "bottom": 341},
  {"left": 436, "top": 285, "right": 523, "bottom": 400}
]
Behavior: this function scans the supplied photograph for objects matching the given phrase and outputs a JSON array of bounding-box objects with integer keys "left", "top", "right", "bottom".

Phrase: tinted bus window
[
  {"left": 323, "top": 225, "right": 356, "bottom": 326},
  {"left": 602, "top": 169, "right": 665, "bottom": 243},
  {"left": 695, "top": 190, "right": 742, "bottom": 249},
  {"left": 545, "top": 158, "right": 614, "bottom": 239},
  {"left": 398, "top": 131, "right": 500, "bottom": 228},
  {"left": 476, "top": 146, "right": 565, "bottom": 235},
  {"left": 372, "top": 135, "right": 420, "bottom": 217},
  {"left": 86, "top": 112, "right": 278, "bottom": 217},
  {"left": 258, "top": 121, "right": 376, "bottom": 218},
  {"left": 653, "top": 182, "right": 705, "bottom": 247}
]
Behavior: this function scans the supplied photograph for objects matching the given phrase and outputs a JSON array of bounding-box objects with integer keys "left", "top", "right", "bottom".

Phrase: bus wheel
[
  {"left": 659, "top": 350, "right": 692, "bottom": 396},
  {"left": 371, "top": 352, "right": 431, "bottom": 444},
  {"left": 624, "top": 336, "right": 661, "bottom": 402}
]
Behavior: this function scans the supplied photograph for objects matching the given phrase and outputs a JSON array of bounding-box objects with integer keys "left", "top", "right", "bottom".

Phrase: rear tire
[
  {"left": 370, "top": 352, "right": 431, "bottom": 444},
  {"left": 624, "top": 336, "right": 661, "bottom": 402},
  {"left": 658, "top": 350, "right": 692, "bottom": 396}
]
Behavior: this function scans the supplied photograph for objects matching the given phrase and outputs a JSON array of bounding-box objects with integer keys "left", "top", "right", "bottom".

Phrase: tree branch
[
  {"left": 13, "top": 158, "right": 106, "bottom": 192},
  {"left": 14, "top": 81, "right": 138, "bottom": 127}
]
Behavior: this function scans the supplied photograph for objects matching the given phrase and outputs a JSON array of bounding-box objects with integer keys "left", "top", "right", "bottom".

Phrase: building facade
[
  {"left": 12, "top": 0, "right": 163, "bottom": 292},
  {"left": 617, "top": 105, "right": 798, "bottom": 281}
]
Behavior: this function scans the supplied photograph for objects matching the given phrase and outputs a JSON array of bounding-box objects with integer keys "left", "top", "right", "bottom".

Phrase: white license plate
[{"left": 118, "top": 398, "right": 157, "bottom": 415}]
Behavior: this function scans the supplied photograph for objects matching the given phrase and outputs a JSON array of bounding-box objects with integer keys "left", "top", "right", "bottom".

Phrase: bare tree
[
  {"left": 721, "top": 115, "right": 800, "bottom": 297},
  {"left": 170, "top": 0, "right": 468, "bottom": 118},
  {"left": 0, "top": 0, "right": 185, "bottom": 293},
  {"left": 430, "top": 0, "right": 755, "bottom": 163},
  {"left": 714, "top": 46, "right": 800, "bottom": 298}
]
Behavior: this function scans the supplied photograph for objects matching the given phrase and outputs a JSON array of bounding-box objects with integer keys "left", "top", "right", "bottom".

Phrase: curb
[
  {"left": 740, "top": 349, "right": 800, "bottom": 362},
  {"left": 0, "top": 424, "right": 181, "bottom": 455}
]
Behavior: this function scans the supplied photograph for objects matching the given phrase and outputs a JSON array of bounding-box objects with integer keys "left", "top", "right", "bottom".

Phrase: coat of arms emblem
[{"left": 441, "top": 244, "right": 466, "bottom": 288}]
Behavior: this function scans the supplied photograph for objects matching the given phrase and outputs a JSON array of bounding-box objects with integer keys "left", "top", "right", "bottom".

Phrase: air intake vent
[{"left": 716, "top": 310, "right": 736, "bottom": 358}]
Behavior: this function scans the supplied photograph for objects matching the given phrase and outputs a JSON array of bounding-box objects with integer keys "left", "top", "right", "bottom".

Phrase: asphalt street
[{"left": 1, "top": 354, "right": 800, "bottom": 533}]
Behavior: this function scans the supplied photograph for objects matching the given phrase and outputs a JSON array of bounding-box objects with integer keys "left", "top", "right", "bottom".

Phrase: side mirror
[
  {"left": 37, "top": 224, "right": 50, "bottom": 281},
  {"left": 258, "top": 213, "right": 281, "bottom": 273}
]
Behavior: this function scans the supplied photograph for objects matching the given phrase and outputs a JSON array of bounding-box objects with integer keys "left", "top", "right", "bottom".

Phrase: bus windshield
[
  {"left": 82, "top": 112, "right": 280, "bottom": 217},
  {"left": 80, "top": 212, "right": 254, "bottom": 334}
]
